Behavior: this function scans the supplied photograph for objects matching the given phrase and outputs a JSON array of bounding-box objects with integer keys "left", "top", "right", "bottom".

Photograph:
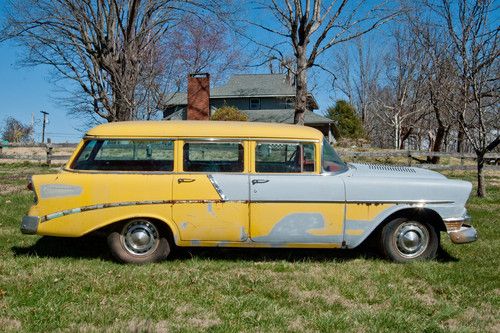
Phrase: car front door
[
  {"left": 172, "top": 140, "right": 249, "bottom": 243},
  {"left": 249, "top": 141, "right": 345, "bottom": 245}
]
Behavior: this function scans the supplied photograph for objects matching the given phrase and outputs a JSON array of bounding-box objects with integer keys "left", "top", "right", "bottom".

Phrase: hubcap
[
  {"left": 121, "top": 220, "right": 159, "bottom": 256},
  {"left": 394, "top": 222, "right": 429, "bottom": 258}
]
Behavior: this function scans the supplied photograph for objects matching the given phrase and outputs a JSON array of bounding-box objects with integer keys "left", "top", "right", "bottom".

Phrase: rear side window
[
  {"left": 72, "top": 140, "right": 174, "bottom": 171},
  {"left": 255, "top": 142, "right": 315, "bottom": 173},
  {"left": 183, "top": 142, "right": 243, "bottom": 172}
]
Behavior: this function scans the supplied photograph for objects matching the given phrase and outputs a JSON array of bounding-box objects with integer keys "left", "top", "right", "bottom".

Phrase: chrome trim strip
[
  {"left": 443, "top": 214, "right": 471, "bottom": 223},
  {"left": 207, "top": 174, "right": 226, "bottom": 201},
  {"left": 39, "top": 199, "right": 247, "bottom": 222}
]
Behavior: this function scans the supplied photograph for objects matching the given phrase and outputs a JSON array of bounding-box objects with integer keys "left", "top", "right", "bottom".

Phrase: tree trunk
[
  {"left": 476, "top": 152, "right": 485, "bottom": 197},
  {"left": 428, "top": 124, "right": 446, "bottom": 164},
  {"left": 294, "top": 49, "right": 308, "bottom": 125}
]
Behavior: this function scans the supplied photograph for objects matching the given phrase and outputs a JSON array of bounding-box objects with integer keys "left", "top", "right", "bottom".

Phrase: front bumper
[
  {"left": 444, "top": 214, "right": 477, "bottom": 244},
  {"left": 448, "top": 224, "right": 478, "bottom": 244},
  {"left": 21, "top": 216, "right": 39, "bottom": 234}
]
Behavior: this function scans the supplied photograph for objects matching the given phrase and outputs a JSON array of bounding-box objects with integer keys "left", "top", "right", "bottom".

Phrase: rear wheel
[
  {"left": 107, "top": 219, "right": 170, "bottom": 264},
  {"left": 380, "top": 217, "right": 438, "bottom": 262}
]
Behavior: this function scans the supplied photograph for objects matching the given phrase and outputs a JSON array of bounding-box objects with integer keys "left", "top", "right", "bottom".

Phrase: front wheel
[
  {"left": 107, "top": 219, "right": 171, "bottom": 264},
  {"left": 380, "top": 217, "right": 438, "bottom": 262}
]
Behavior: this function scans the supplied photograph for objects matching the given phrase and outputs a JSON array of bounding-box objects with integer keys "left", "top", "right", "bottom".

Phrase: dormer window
[{"left": 249, "top": 98, "right": 261, "bottom": 110}]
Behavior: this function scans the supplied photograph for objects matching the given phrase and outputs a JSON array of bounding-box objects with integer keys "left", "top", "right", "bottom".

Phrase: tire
[
  {"left": 380, "top": 217, "right": 438, "bottom": 262},
  {"left": 107, "top": 219, "right": 171, "bottom": 264}
]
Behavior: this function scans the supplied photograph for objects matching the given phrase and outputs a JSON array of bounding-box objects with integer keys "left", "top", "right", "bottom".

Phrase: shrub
[
  {"left": 211, "top": 106, "right": 248, "bottom": 121},
  {"left": 327, "top": 100, "right": 364, "bottom": 139}
]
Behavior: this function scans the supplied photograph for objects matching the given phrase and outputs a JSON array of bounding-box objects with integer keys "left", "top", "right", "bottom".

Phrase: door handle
[
  {"left": 252, "top": 179, "right": 270, "bottom": 185},
  {"left": 178, "top": 178, "right": 195, "bottom": 184}
]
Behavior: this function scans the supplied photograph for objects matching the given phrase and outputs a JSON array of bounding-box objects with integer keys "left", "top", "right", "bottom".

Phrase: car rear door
[{"left": 249, "top": 141, "right": 345, "bottom": 245}]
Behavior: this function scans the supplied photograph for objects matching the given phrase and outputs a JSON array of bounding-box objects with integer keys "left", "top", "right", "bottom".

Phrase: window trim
[
  {"left": 254, "top": 141, "right": 316, "bottom": 174},
  {"left": 69, "top": 138, "right": 175, "bottom": 172},
  {"left": 181, "top": 140, "right": 245, "bottom": 173}
]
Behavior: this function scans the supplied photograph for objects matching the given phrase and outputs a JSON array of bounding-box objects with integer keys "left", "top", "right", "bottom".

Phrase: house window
[{"left": 249, "top": 98, "right": 261, "bottom": 110}]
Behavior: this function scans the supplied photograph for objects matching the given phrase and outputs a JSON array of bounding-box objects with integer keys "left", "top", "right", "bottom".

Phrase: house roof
[
  {"left": 212, "top": 74, "right": 295, "bottom": 97},
  {"left": 241, "top": 109, "right": 332, "bottom": 124},
  {"left": 164, "top": 108, "right": 333, "bottom": 125},
  {"left": 85, "top": 120, "right": 323, "bottom": 140},
  {"left": 162, "top": 74, "right": 319, "bottom": 109}
]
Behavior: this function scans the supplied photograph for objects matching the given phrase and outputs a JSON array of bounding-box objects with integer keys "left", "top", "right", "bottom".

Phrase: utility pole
[{"left": 40, "top": 111, "right": 49, "bottom": 143}]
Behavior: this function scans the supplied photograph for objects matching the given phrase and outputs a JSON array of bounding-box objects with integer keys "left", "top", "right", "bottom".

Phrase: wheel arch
[
  {"left": 92, "top": 214, "right": 180, "bottom": 245},
  {"left": 358, "top": 207, "right": 446, "bottom": 249}
]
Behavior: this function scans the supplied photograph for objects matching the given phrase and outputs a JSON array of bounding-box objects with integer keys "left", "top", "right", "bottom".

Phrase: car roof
[{"left": 85, "top": 121, "right": 324, "bottom": 140}]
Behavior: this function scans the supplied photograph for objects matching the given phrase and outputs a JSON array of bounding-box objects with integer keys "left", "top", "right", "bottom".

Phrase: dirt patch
[
  {"left": 0, "top": 318, "right": 22, "bottom": 332},
  {"left": 0, "top": 184, "right": 25, "bottom": 195}
]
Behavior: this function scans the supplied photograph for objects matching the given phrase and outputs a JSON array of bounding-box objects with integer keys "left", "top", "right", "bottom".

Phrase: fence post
[
  {"left": 0, "top": 142, "right": 3, "bottom": 156},
  {"left": 407, "top": 150, "right": 412, "bottom": 166},
  {"left": 46, "top": 138, "right": 53, "bottom": 166},
  {"left": 460, "top": 153, "right": 464, "bottom": 166}
]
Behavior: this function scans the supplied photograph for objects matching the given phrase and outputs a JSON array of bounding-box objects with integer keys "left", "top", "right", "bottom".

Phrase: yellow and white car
[{"left": 21, "top": 121, "right": 477, "bottom": 263}]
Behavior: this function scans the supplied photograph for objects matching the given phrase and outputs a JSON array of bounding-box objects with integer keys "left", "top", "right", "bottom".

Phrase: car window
[
  {"left": 322, "top": 138, "right": 347, "bottom": 172},
  {"left": 255, "top": 142, "right": 315, "bottom": 173},
  {"left": 183, "top": 142, "right": 243, "bottom": 172},
  {"left": 72, "top": 139, "right": 174, "bottom": 171}
]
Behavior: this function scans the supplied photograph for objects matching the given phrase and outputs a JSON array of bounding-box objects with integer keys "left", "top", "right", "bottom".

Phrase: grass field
[{"left": 0, "top": 163, "right": 498, "bottom": 332}]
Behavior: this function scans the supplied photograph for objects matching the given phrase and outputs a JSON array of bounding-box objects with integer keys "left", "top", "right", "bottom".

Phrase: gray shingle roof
[
  {"left": 162, "top": 74, "right": 319, "bottom": 109},
  {"left": 164, "top": 108, "right": 332, "bottom": 125},
  {"left": 211, "top": 74, "right": 295, "bottom": 97},
  {"left": 241, "top": 109, "right": 332, "bottom": 124}
]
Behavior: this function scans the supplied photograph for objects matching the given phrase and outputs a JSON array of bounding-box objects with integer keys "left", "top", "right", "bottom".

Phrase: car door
[
  {"left": 249, "top": 141, "right": 345, "bottom": 245},
  {"left": 172, "top": 140, "right": 250, "bottom": 243}
]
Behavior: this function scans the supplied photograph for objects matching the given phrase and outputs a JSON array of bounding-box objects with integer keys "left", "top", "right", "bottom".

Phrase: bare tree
[
  {"left": 1, "top": 0, "right": 233, "bottom": 123},
  {"left": 374, "top": 28, "right": 428, "bottom": 149},
  {"left": 432, "top": 0, "right": 499, "bottom": 197},
  {"left": 333, "top": 38, "right": 382, "bottom": 135},
  {"left": 250, "top": 0, "right": 396, "bottom": 125},
  {"left": 1, "top": 117, "right": 33, "bottom": 143}
]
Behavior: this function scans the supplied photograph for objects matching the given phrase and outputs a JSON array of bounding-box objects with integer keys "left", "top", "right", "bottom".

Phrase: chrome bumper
[
  {"left": 447, "top": 224, "right": 477, "bottom": 244},
  {"left": 21, "top": 216, "right": 39, "bottom": 234},
  {"left": 444, "top": 213, "right": 477, "bottom": 244}
]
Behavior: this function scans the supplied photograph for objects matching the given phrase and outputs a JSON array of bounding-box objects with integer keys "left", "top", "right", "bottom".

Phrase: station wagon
[{"left": 21, "top": 121, "right": 477, "bottom": 263}]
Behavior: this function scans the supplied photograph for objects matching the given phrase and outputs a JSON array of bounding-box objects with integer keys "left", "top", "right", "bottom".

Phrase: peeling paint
[
  {"left": 252, "top": 213, "right": 342, "bottom": 244},
  {"left": 180, "top": 222, "right": 188, "bottom": 230},
  {"left": 40, "top": 184, "right": 82, "bottom": 199},
  {"left": 190, "top": 240, "right": 201, "bottom": 246},
  {"left": 240, "top": 226, "right": 248, "bottom": 241},
  {"left": 207, "top": 203, "right": 216, "bottom": 217}
]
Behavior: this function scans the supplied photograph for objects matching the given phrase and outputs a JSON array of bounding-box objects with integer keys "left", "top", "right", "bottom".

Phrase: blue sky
[
  {"left": 0, "top": 2, "right": 410, "bottom": 143},
  {"left": 0, "top": 40, "right": 88, "bottom": 142}
]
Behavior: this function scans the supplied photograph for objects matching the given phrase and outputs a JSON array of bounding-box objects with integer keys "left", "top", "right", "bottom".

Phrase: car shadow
[
  {"left": 11, "top": 236, "right": 458, "bottom": 263},
  {"left": 11, "top": 235, "right": 112, "bottom": 261}
]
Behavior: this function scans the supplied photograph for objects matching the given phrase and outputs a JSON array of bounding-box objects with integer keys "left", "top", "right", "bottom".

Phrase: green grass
[{"left": 0, "top": 164, "right": 498, "bottom": 332}]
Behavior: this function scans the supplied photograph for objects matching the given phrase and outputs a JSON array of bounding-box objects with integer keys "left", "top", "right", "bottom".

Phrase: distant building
[{"left": 162, "top": 73, "right": 336, "bottom": 141}]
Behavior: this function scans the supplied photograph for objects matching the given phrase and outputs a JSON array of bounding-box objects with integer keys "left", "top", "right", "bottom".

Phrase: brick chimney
[{"left": 187, "top": 73, "right": 210, "bottom": 120}]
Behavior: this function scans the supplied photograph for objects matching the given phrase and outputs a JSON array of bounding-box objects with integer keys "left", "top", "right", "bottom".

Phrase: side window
[
  {"left": 183, "top": 142, "right": 244, "bottom": 172},
  {"left": 255, "top": 142, "right": 315, "bottom": 173},
  {"left": 249, "top": 98, "right": 261, "bottom": 110},
  {"left": 72, "top": 139, "right": 174, "bottom": 171}
]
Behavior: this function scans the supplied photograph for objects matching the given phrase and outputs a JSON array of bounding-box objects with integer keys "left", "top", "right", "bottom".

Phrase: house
[{"left": 162, "top": 73, "right": 336, "bottom": 141}]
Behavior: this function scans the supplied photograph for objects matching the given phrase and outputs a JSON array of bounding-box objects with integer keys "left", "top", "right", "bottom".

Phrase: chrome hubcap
[
  {"left": 122, "top": 220, "right": 159, "bottom": 256},
  {"left": 394, "top": 222, "right": 429, "bottom": 258}
]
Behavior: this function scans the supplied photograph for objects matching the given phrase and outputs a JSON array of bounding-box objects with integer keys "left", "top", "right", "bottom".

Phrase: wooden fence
[{"left": 1, "top": 142, "right": 499, "bottom": 170}]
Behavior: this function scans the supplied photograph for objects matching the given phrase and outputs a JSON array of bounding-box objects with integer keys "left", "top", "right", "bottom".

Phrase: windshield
[{"left": 322, "top": 138, "right": 347, "bottom": 173}]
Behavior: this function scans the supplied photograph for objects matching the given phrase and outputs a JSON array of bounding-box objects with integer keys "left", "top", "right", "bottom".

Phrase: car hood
[{"left": 342, "top": 163, "right": 472, "bottom": 206}]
